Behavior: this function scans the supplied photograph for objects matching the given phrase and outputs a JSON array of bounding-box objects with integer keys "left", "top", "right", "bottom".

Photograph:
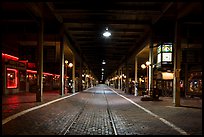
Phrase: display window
[
  {"left": 27, "top": 73, "right": 37, "bottom": 86},
  {"left": 187, "top": 71, "right": 202, "bottom": 98},
  {"left": 188, "top": 72, "right": 202, "bottom": 93},
  {"left": 6, "top": 68, "right": 18, "bottom": 89},
  {"left": 189, "top": 79, "right": 202, "bottom": 93}
]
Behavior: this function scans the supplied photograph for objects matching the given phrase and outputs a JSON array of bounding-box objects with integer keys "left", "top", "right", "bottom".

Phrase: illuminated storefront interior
[
  {"left": 2, "top": 53, "right": 60, "bottom": 95},
  {"left": 6, "top": 68, "right": 18, "bottom": 89}
]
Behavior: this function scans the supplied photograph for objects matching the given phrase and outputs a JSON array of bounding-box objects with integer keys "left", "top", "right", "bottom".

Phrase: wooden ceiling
[
  {"left": 2, "top": 1, "right": 202, "bottom": 81},
  {"left": 46, "top": 1, "right": 171, "bottom": 80}
]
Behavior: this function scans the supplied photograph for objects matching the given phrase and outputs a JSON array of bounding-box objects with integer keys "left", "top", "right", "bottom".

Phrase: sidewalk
[
  {"left": 112, "top": 88, "right": 202, "bottom": 109},
  {"left": 2, "top": 90, "right": 72, "bottom": 119}
]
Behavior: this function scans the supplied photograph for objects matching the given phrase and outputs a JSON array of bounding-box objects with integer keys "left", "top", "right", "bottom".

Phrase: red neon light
[
  {"left": 2, "top": 53, "right": 19, "bottom": 61},
  {"left": 26, "top": 70, "right": 60, "bottom": 77},
  {"left": 19, "top": 60, "right": 28, "bottom": 65},
  {"left": 43, "top": 72, "right": 54, "bottom": 76},
  {"left": 27, "top": 70, "right": 37, "bottom": 74},
  {"left": 7, "top": 68, "right": 18, "bottom": 89},
  {"left": 27, "top": 62, "right": 36, "bottom": 69}
]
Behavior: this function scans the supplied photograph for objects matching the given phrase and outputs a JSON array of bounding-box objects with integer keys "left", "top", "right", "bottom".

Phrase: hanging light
[
  {"left": 103, "top": 27, "right": 111, "bottom": 37},
  {"left": 102, "top": 60, "right": 106, "bottom": 64}
]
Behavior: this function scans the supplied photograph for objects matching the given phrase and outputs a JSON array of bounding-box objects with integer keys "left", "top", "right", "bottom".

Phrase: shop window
[
  {"left": 19, "top": 70, "right": 26, "bottom": 91},
  {"left": 187, "top": 72, "right": 202, "bottom": 98},
  {"left": 7, "top": 68, "right": 18, "bottom": 88}
]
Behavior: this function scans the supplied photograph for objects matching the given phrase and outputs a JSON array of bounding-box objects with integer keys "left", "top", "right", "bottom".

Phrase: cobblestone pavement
[
  {"left": 2, "top": 84, "right": 202, "bottom": 135},
  {"left": 110, "top": 88, "right": 202, "bottom": 135},
  {"left": 2, "top": 90, "right": 70, "bottom": 119}
]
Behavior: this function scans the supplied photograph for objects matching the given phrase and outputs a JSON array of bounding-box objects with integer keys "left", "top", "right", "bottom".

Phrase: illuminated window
[
  {"left": 157, "top": 53, "right": 161, "bottom": 63},
  {"left": 162, "top": 53, "right": 172, "bottom": 62},
  {"left": 7, "top": 68, "right": 18, "bottom": 88}
]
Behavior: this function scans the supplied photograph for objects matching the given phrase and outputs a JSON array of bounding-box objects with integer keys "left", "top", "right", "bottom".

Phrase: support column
[
  {"left": 184, "top": 63, "right": 188, "bottom": 97},
  {"left": 115, "top": 72, "right": 117, "bottom": 89},
  {"left": 59, "top": 31, "right": 65, "bottom": 96},
  {"left": 118, "top": 69, "right": 120, "bottom": 89},
  {"left": 125, "top": 62, "right": 129, "bottom": 93},
  {"left": 149, "top": 38, "right": 154, "bottom": 97},
  {"left": 72, "top": 55, "right": 76, "bottom": 93},
  {"left": 121, "top": 68, "right": 123, "bottom": 90},
  {"left": 113, "top": 72, "right": 116, "bottom": 88},
  {"left": 173, "top": 20, "right": 181, "bottom": 107},
  {"left": 36, "top": 18, "right": 43, "bottom": 102},
  {"left": 90, "top": 72, "right": 92, "bottom": 87},
  {"left": 115, "top": 71, "right": 117, "bottom": 89},
  {"left": 91, "top": 72, "right": 93, "bottom": 87},
  {"left": 134, "top": 55, "right": 138, "bottom": 96},
  {"left": 121, "top": 67, "right": 124, "bottom": 91},
  {"left": 86, "top": 69, "right": 89, "bottom": 89},
  {"left": 79, "top": 58, "right": 82, "bottom": 92}
]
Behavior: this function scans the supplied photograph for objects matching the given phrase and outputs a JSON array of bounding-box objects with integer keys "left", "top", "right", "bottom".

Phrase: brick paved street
[{"left": 2, "top": 84, "right": 202, "bottom": 135}]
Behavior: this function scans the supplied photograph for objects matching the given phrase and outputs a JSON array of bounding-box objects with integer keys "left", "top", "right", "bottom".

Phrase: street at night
[
  {"left": 2, "top": 84, "right": 202, "bottom": 135},
  {"left": 2, "top": 1, "right": 202, "bottom": 135}
]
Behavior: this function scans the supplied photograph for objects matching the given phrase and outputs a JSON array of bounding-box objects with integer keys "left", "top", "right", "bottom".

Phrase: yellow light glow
[
  {"left": 68, "top": 63, "right": 73, "bottom": 68},
  {"left": 146, "top": 61, "right": 151, "bottom": 66},
  {"left": 162, "top": 72, "right": 174, "bottom": 80},
  {"left": 141, "top": 64, "right": 146, "bottom": 69}
]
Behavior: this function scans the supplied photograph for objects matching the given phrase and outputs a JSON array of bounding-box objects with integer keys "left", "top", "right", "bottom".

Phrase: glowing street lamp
[
  {"left": 65, "top": 62, "right": 73, "bottom": 93},
  {"left": 141, "top": 64, "right": 146, "bottom": 69},
  {"left": 65, "top": 60, "right": 68, "bottom": 64},
  {"left": 141, "top": 61, "right": 151, "bottom": 95},
  {"left": 68, "top": 62, "right": 73, "bottom": 68},
  {"left": 64, "top": 60, "right": 69, "bottom": 92},
  {"left": 146, "top": 61, "right": 151, "bottom": 66},
  {"left": 65, "top": 60, "right": 68, "bottom": 76}
]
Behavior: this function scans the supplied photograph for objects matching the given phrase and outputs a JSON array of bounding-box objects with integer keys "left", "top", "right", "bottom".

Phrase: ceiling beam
[
  {"left": 53, "top": 2, "right": 162, "bottom": 11},
  {"left": 63, "top": 18, "right": 151, "bottom": 25}
]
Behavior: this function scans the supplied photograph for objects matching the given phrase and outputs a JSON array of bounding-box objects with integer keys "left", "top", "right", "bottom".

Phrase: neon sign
[
  {"left": 2, "top": 53, "right": 19, "bottom": 61},
  {"left": 7, "top": 68, "right": 18, "bottom": 89}
]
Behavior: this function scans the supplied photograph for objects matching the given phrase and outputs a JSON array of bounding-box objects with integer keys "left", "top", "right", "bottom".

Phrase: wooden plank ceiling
[
  {"left": 2, "top": 1, "right": 202, "bottom": 81},
  {"left": 46, "top": 1, "right": 170, "bottom": 80}
]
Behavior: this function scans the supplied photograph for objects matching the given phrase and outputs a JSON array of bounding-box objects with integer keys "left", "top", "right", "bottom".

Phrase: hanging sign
[{"left": 156, "top": 43, "right": 173, "bottom": 68}]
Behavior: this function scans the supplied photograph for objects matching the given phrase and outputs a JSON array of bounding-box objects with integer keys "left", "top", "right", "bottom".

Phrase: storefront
[
  {"left": 2, "top": 53, "right": 27, "bottom": 95},
  {"left": 26, "top": 70, "right": 61, "bottom": 92},
  {"left": 155, "top": 71, "right": 174, "bottom": 97},
  {"left": 2, "top": 53, "right": 60, "bottom": 95},
  {"left": 187, "top": 71, "right": 202, "bottom": 98}
]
